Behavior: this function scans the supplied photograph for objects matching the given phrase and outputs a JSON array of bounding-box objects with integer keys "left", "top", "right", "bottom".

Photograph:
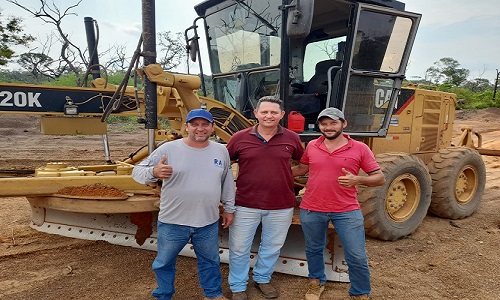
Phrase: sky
[{"left": 1, "top": 0, "right": 500, "bottom": 83}]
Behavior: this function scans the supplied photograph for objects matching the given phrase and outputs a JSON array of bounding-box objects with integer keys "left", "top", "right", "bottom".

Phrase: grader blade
[{"left": 27, "top": 197, "right": 349, "bottom": 282}]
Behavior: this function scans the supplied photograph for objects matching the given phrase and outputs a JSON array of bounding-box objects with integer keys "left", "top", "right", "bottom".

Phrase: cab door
[{"left": 336, "top": 3, "right": 421, "bottom": 137}]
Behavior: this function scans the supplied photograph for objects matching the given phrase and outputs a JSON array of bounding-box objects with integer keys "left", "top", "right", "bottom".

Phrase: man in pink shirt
[{"left": 292, "top": 107, "right": 385, "bottom": 300}]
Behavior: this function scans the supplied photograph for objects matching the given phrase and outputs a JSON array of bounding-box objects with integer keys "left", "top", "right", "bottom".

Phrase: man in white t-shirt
[{"left": 132, "top": 109, "right": 235, "bottom": 300}]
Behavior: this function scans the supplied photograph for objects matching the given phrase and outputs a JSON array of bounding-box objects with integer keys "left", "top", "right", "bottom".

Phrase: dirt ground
[{"left": 1, "top": 109, "right": 500, "bottom": 300}]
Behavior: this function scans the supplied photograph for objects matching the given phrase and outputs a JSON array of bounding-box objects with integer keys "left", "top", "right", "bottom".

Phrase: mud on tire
[
  {"left": 427, "top": 147, "right": 486, "bottom": 219},
  {"left": 358, "top": 153, "right": 432, "bottom": 241}
]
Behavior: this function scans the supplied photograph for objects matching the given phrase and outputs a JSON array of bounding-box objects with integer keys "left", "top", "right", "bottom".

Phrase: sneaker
[
  {"left": 350, "top": 295, "right": 371, "bottom": 300},
  {"left": 231, "top": 291, "right": 248, "bottom": 300},
  {"left": 254, "top": 282, "right": 279, "bottom": 299},
  {"left": 204, "top": 296, "right": 229, "bottom": 300},
  {"left": 305, "top": 279, "right": 325, "bottom": 300}
]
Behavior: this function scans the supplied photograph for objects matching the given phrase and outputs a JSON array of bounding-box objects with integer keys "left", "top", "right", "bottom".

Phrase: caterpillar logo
[
  {"left": 375, "top": 88, "right": 392, "bottom": 108},
  {"left": 0, "top": 91, "right": 42, "bottom": 107}
]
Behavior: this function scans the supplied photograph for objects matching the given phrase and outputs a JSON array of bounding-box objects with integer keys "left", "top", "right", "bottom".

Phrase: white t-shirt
[{"left": 132, "top": 138, "right": 235, "bottom": 227}]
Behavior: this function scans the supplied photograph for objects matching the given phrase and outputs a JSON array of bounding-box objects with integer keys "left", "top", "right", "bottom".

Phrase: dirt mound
[{"left": 456, "top": 107, "right": 500, "bottom": 121}]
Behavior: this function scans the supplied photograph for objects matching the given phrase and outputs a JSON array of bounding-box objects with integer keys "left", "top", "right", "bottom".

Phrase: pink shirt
[{"left": 300, "top": 135, "right": 380, "bottom": 212}]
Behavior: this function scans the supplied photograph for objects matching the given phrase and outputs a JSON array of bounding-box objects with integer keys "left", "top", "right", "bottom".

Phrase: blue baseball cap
[{"left": 186, "top": 109, "right": 214, "bottom": 123}]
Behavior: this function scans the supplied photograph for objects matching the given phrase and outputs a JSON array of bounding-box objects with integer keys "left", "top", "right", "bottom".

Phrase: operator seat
[
  {"left": 286, "top": 59, "right": 342, "bottom": 129},
  {"left": 305, "top": 59, "right": 341, "bottom": 94}
]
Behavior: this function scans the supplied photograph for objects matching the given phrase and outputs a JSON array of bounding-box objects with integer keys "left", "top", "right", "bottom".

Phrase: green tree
[
  {"left": 461, "top": 78, "right": 493, "bottom": 93},
  {"left": 0, "top": 69, "right": 43, "bottom": 83},
  {"left": 18, "top": 52, "right": 68, "bottom": 80},
  {"left": 425, "top": 57, "right": 469, "bottom": 86},
  {"left": 0, "top": 12, "right": 34, "bottom": 65}
]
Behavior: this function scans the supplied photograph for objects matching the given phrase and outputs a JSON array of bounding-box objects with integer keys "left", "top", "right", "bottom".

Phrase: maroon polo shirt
[{"left": 226, "top": 125, "right": 304, "bottom": 210}]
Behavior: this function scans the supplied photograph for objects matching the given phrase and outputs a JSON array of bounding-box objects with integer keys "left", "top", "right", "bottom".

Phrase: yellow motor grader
[{"left": 1, "top": 0, "right": 497, "bottom": 282}]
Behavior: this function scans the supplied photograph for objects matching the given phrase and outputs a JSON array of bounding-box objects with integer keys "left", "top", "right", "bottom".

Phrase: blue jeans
[
  {"left": 152, "top": 220, "right": 223, "bottom": 300},
  {"left": 300, "top": 209, "right": 370, "bottom": 296},
  {"left": 228, "top": 206, "right": 293, "bottom": 292}
]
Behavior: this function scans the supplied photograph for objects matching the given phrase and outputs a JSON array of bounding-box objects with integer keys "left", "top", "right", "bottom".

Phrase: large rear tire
[
  {"left": 359, "top": 153, "right": 432, "bottom": 241},
  {"left": 427, "top": 147, "right": 486, "bottom": 219}
]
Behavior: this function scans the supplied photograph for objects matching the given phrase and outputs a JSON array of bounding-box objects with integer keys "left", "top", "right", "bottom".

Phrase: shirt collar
[{"left": 250, "top": 124, "right": 284, "bottom": 136}]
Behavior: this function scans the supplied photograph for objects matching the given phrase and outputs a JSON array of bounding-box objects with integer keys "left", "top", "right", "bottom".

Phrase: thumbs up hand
[
  {"left": 153, "top": 155, "right": 173, "bottom": 179},
  {"left": 338, "top": 168, "right": 356, "bottom": 187}
]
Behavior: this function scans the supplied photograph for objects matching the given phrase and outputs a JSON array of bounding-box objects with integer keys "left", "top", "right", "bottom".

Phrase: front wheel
[{"left": 359, "top": 153, "right": 432, "bottom": 241}]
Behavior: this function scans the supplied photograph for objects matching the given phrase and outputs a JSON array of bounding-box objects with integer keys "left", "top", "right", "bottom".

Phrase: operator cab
[{"left": 187, "top": 0, "right": 421, "bottom": 141}]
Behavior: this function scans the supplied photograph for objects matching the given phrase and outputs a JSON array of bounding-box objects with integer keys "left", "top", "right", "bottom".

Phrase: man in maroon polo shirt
[{"left": 226, "top": 96, "right": 304, "bottom": 300}]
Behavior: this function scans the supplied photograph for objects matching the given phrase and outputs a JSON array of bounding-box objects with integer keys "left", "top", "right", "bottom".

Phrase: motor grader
[{"left": 0, "top": 0, "right": 496, "bottom": 283}]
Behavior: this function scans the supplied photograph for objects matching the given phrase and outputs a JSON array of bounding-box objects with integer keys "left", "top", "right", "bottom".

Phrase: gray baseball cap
[{"left": 317, "top": 107, "right": 345, "bottom": 121}]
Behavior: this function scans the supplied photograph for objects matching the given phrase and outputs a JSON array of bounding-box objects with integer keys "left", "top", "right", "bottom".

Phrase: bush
[
  {"left": 42, "top": 74, "right": 80, "bottom": 87},
  {"left": 438, "top": 85, "right": 499, "bottom": 109}
]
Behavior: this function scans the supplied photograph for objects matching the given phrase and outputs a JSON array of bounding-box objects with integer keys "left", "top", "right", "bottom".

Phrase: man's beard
[{"left": 322, "top": 130, "right": 342, "bottom": 140}]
